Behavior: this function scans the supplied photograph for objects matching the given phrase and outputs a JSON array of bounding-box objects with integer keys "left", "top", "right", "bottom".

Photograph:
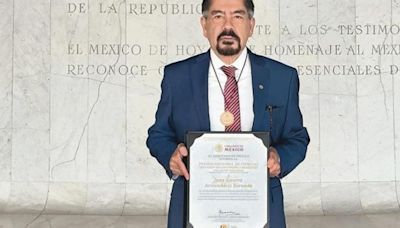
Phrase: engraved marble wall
[{"left": 0, "top": 0, "right": 400, "bottom": 216}]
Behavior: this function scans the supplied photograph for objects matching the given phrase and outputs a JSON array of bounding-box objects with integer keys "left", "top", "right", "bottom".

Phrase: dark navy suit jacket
[{"left": 147, "top": 49, "right": 310, "bottom": 228}]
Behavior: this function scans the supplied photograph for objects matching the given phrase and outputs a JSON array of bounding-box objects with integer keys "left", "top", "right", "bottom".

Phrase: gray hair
[{"left": 202, "top": 0, "right": 255, "bottom": 18}]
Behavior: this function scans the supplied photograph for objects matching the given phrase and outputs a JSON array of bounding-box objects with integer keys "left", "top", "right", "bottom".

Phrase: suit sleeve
[
  {"left": 275, "top": 69, "right": 310, "bottom": 178},
  {"left": 146, "top": 67, "right": 178, "bottom": 179}
]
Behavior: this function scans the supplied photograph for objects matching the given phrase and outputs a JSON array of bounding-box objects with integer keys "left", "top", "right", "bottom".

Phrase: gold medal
[{"left": 220, "top": 111, "right": 234, "bottom": 127}]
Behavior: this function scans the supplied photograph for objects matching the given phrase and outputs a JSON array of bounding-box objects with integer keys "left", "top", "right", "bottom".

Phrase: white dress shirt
[{"left": 208, "top": 48, "right": 254, "bottom": 131}]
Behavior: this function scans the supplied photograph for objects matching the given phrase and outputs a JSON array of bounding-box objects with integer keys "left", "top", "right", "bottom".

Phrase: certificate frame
[{"left": 185, "top": 132, "right": 270, "bottom": 228}]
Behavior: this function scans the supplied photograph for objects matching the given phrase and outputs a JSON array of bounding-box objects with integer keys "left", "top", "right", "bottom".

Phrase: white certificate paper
[{"left": 187, "top": 132, "right": 269, "bottom": 228}]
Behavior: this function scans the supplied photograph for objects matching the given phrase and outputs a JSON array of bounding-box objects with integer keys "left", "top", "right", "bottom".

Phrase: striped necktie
[{"left": 221, "top": 66, "right": 241, "bottom": 132}]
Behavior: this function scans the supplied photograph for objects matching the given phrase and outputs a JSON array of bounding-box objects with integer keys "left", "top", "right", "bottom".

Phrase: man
[{"left": 146, "top": 0, "right": 310, "bottom": 227}]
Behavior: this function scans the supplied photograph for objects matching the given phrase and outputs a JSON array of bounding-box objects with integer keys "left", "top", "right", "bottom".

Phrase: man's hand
[
  {"left": 267, "top": 146, "right": 281, "bottom": 177},
  {"left": 169, "top": 143, "right": 190, "bottom": 180}
]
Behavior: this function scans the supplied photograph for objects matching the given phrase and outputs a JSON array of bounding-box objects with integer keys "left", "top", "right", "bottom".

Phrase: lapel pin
[{"left": 259, "top": 84, "right": 264, "bottom": 90}]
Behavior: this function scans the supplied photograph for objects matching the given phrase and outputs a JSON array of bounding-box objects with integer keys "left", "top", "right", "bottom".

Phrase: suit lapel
[
  {"left": 190, "top": 51, "right": 211, "bottom": 131},
  {"left": 249, "top": 51, "right": 271, "bottom": 131},
  {"left": 188, "top": 50, "right": 270, "bottom": 132}
]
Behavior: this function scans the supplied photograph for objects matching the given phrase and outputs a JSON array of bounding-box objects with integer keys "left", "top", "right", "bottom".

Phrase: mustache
[{"left": 217, "top": 30, "right": 240, "bottom": 41}]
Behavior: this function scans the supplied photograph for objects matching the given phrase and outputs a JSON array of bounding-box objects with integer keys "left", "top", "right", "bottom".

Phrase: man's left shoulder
[{"left": 250, "top": 52, "right": 297, "bottom": 75}]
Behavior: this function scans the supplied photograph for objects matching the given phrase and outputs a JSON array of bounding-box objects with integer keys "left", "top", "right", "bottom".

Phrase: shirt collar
[{"left": 210, "top": 48, "right": 248, "bottom": 72}]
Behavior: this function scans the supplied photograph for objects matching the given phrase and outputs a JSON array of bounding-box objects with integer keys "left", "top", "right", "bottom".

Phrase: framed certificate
[{"left": 185, "top": 132, "right": 270, "bottom": 228}]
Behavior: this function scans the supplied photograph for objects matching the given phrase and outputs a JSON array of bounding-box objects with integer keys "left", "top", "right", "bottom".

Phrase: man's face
[{"left": 201, "top": 0, "right": 255, "bottom": 56}]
